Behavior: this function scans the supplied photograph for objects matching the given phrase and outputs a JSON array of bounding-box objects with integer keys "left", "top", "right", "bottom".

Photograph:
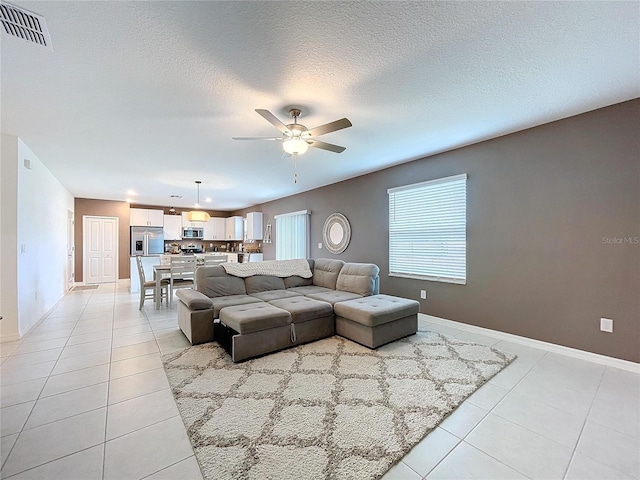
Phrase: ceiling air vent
[{"left": 0, "top": 2, "right": 52, "bottom": 49}]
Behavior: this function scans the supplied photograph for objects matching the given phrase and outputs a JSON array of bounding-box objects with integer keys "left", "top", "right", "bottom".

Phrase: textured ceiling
[{"left": 2, "top": 1, "right": 639, "bottom": 211}]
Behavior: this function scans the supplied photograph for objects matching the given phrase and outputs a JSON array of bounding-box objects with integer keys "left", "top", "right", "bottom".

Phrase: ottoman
[
  {"left": 334, "top": 294, "right": 419, "bottom": 348},
  {"left": 269, "top": 296, "right": 335, "bottom": 346},
  {"left": 217, "top": 303, "right": 292, "bottom": 362}
]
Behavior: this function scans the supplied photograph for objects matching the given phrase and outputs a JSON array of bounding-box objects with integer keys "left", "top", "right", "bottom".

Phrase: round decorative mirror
[{"left": 323, "top": 213, "right": 351, "bottom": 254}]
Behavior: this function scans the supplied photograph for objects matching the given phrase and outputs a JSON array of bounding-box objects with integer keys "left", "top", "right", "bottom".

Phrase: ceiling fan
[{"left": 233, "top": 108, "right": 352, "bottom": 154}]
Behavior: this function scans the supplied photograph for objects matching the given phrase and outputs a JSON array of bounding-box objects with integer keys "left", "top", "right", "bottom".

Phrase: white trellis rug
[{"left": 162, "top": 329, "right": 515, "bottom": 480}]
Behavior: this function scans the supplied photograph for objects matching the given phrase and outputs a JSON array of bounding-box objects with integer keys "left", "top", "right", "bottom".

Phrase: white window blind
[
  {"left": 388, "top": 174, "right": 467, "bottom": 284},
  {"left": 275, "top": 210, "right": 310, "bottom": 260}
]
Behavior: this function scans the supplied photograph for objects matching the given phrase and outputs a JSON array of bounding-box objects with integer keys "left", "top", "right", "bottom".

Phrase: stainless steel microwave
[{"left": 182, "top": 227, "right": 204, "bottom": 239}]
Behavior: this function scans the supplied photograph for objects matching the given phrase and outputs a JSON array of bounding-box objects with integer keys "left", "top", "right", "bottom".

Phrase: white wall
[
  {"left": 0, "top": 135, "right": 74, "bottom": 341},
  {"left": 0, "top": 135, "right": 19, "bottom": 340}
]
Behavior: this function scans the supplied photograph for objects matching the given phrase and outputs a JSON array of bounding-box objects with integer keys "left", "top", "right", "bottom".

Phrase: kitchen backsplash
[{"left": 164, "top": 240, "right": 262, "bottom": 253}]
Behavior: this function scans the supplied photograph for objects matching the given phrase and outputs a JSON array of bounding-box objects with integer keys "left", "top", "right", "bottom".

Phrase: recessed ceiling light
[
  {"left": 205, "top": 197, "right": 212, "bottom": 203},
  {"left": 126, "top": 189, "right": 137, "bottom": 196}
]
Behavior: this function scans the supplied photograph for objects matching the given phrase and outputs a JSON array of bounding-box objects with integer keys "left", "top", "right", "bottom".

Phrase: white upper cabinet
[
  {"left": 214, "top": 218, "right": 226, "bottom": 239},
  {"left": 163, "top": 215, "right": 182, "bottom": 240},
  {"left": 204, "top": 217, "right": 226, "bottom": 240},
  {"left": 245, "top": 212, "right": 263, "bottom": 240},
  {"left": 130, "top": 208, "right": 164, "bottom": 227},
  {"left": 226, "top": 216, "right": 243, "bottom": 240}
]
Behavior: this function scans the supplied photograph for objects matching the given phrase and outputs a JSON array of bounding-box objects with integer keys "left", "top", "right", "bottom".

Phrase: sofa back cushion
[
  {"left": 283, "top": 259, "right": 315, "bottom": 288},
  {"left": 283, "top": 275, "right": 313, "bottom": 288},
  {"left": 245, "top": 275, "right": 286, "bottom": 294},
  {"left": 336, "top": 262, "right": 380, "bottom": 296},
  {"left": 312, "top": 258, "right": 345, "bottom": 290},
  {"left": 196, "top": 266, "right": 247, "bottom": 297}
]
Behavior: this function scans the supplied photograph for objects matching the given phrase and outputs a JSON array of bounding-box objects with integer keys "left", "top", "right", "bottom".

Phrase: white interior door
[
  {"left": 83, "top": 216, "right": 118, "bottom": 284},
  {"left": 67, "top": 210, "right": 75, "bottom": 291}
]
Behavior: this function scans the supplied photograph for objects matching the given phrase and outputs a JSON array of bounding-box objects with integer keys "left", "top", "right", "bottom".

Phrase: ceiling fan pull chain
[{"left": 293, "top": 153, "right": 298, "bottom": 184}]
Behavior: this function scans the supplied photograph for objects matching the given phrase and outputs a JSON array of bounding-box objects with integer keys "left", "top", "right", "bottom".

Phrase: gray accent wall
[{"left": 236, "top": 100, "right": 639, "bottom": 363}]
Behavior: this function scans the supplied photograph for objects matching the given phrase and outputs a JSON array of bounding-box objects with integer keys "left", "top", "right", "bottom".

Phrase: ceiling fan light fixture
[
  {"left": 186, "top": 181, "right": 211, "bottom": 223},
  {"left": 283, "top": 137, "right": 309, "bottom": 155}
]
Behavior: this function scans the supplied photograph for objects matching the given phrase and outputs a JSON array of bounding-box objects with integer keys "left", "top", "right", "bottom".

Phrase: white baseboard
[
  {"left": 0, "top": 333, "right": 21, "bottom": 343},
  {"left": 421, "top": 314, "right": 639, "bottom": 373},
  {"left": 2, "top": 298, "right": 62, "bottom": 344}
]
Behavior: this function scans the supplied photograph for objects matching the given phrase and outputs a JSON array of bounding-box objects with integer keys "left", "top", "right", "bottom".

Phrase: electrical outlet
[
  {"left": 420, "top": 290, "right": 426, "bottom": 299},
  {"left": 318, "top": 242, "right": 323, "bottom": 249},
  {"left": 600, "top": 318, "right": 613, "bottom": 333}
]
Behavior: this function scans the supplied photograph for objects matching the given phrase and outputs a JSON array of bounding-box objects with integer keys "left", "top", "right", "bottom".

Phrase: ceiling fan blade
[
  {"left": 232, "top": 136, "right": 283, "bottom": 141},
  {"left": 306, "top": 118, "right": 352, "bottom": 137},
  {"left": 307, "top": 139, "right": 346, "bottom": 153},
  {"left": 255, "top": 109, "right": 290, "bottom": 135}
]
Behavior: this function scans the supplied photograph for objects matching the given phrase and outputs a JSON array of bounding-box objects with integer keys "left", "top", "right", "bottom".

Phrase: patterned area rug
[{"left": 162, "top": 330, "right": 516, "bottom": 480}]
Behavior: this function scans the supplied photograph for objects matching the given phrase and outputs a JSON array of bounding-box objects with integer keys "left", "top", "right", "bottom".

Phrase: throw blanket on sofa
[{"left": 221, "top": 259, "right": 313, "bottom": 278}]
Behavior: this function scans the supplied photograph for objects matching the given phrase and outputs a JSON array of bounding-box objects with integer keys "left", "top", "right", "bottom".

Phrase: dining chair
[
  {"left": 169, "top": 255, "right": 196, "bottom": 306},
  {"left": 137, "top": 256, "right": 169, "bottom": 310},
  {"left": 202, "top": 254, "right": 228, "bottom": 266}
]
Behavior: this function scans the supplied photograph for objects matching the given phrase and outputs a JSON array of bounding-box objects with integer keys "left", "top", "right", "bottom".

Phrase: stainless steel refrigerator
[{"left": 131, "top": 227, "right": 164, "bottom": 255}]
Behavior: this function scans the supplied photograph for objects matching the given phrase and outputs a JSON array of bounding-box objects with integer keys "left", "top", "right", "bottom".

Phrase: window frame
[
  {"left": 388, "top": 173, "right": 467, "bottom": 284},
  {"left": 274, "top": 209, "right": 311, "bottom": 260}
]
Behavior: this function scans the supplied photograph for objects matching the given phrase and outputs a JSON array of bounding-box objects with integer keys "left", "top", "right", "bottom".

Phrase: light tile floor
[{"left": 1, "top": 283, "right": 638, "bottom": 479}]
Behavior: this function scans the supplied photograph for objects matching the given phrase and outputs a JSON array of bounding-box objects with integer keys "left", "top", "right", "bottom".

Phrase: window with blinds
[
  {"left": 275, "top": 210, "right": 310, "bottom": 260},
  {"left": 388, "top": 174, "right": 467, "bottom": 284}
]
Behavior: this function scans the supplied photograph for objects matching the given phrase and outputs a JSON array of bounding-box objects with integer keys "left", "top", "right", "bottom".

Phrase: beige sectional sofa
[{"left": 175, "top": 258, "right": 419, "bottom": 361}]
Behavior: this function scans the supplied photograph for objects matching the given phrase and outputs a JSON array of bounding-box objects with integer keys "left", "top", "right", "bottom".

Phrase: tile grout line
[
  {"left": 560, "top": 365, "right": 607, "bottom": 480},
  {"left": 422, "top": 342, "right": 549, "bottom": 479},
  {"left": 1, "top": 445, "right": 105, "bottom": 480},
  {"left": 458, "top": 350, "right": 551, "bottom": 479},
  {"left": 102, "top": 284, "right": 118, "bottom": 480},
  {"left": 1, "top": 290, "right": 93, "bottom": 476},
  {"left": 142, "top": 294, "right": 206, "bottom": 480}
]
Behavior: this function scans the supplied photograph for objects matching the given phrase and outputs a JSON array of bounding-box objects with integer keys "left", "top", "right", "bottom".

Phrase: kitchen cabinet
[
  {"left": 226, "top": 216, "right": 243, "bottom": 240},
  {"left": 204, "top": 217, "right": 226, "bottom": 240},
  {"left": 130, "top": 208, "right": 164, "bottom": 227},
  {"left": 163, "top": 215, "right": 182, "bottom": 241},
  {"left": 245, "top": 212, "right": 263, "bottom": 241}
]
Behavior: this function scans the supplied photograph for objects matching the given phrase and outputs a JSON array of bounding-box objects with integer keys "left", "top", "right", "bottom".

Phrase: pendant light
[{"left": 185, "top": 181, "right": 210, "bottom": 222}]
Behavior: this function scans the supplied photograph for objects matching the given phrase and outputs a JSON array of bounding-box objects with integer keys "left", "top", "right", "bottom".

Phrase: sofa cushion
[
  {"left": 306, "top": 290, "right": 363, "bottom": 306},
  {"left": 196, "top": 265, "right": 247, "bottom": 297},
  {"left": 220, "top": 303, "right": 291, "bottom": 334},
  {"left": 334, "top": 294, "right": 420, "bottom": 327},
  {"left": 336, "top": 263, "right": 380, "bottom": 296},
  {"left": 245, "top": 275, "right": 286, "bottom": 294},
  {"left": 175, "top": 289, "right": 213, "bottom": 310},
  {"left": 269, "top": 296, "right": 333, "bottom": 324},
  {"left": 250, "top": 290, "right": 303, "bottom": 302},
  {"left": 210, "top": 295, "right": 263, "bottom": 318},
  {"left": 312, "top": 258, "right": 345, "bottom": 289},
  {"left": 287, "top": 285, "right": 333, "bottom": 295},
  {"left": 283, "top": 275, "right": 313, "bottom": 288}
]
